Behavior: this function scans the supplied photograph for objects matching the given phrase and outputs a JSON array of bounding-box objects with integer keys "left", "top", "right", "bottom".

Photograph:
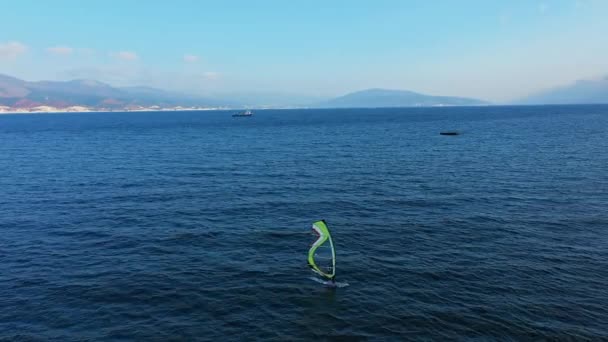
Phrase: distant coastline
[
  {"left": 0, "top": 106, "right": 229, "bottom": 115},
  {"left": 4, "top": 103, "right": 608, "bottom": 115}
]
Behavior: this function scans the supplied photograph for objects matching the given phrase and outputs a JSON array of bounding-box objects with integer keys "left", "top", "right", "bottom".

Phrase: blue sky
[{"left": 1, "top": 0, "right": 607, "bottom": 102}]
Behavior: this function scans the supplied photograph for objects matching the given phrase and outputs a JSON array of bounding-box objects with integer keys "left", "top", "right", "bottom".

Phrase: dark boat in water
[
  {"left": 440, "top": 131, "right": 459, "bottom": 136},
  {"left": 232, "top": 110, "right": 253, "bottom": 117}
]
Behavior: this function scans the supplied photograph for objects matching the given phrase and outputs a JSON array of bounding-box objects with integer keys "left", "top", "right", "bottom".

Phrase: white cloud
[
  {"left": 111, "top": 51, "right": 139, "bottom": 61},
  {"left": 183, "top": 54, "right": 200, "bottom": 63},
  {"left": 47, "top": 46, "right": 74, "bottom": 56},
  {"left": 202, "top": 71, "right": 220, "bottom": 80},
  {"left": 0, "top": 41, "right": 27, "bottom": 59}
]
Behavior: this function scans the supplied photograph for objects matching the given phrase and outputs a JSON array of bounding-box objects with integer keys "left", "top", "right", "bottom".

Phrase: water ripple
[{"left": 1, "top": 106, "right": 608, "bottom": 339}]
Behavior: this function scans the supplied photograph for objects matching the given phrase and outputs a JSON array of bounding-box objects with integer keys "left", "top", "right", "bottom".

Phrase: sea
[{"left": 1, "top": 105, "right": 607, "bottom": 340}]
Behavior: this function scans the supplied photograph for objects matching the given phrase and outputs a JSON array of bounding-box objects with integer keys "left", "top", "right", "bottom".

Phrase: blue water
[{"left": 1, "top": 106, "right": 607, "bottom": 340}]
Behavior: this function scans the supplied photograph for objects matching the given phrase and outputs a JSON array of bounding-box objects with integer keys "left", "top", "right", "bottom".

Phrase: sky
[{"left": 1, "top": 0, "right": 607, "bottom": 102}]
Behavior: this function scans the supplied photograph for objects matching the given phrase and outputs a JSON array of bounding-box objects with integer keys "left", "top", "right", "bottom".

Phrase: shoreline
[
  {"left": 0, "top": 108, "right": 232, "bottom": 115},
  {"left": 1, "top": 103, "right": 605, "bottom": 116}
]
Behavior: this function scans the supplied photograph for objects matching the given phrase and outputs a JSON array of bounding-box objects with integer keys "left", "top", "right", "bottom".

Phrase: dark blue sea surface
[{"left": 1, "top": 106, "right": 607, "bottom": 340}]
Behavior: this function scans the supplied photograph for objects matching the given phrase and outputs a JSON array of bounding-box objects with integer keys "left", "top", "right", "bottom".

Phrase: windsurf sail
[{"left": 308, "top": 220, "right": 336, "bottom": 280}]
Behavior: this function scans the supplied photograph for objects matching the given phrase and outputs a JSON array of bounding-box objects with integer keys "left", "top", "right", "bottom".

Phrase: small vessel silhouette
[{"left": 232, "top": 110, "right": 253, "bottom": 117}]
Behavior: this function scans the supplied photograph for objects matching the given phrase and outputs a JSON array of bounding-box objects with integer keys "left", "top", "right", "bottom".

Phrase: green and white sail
[{"left": 308, "top": 220, "right": 336, "bottom": 280}]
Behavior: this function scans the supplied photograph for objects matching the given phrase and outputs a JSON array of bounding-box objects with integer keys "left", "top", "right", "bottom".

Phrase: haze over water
[{"left": 1, "top": 106, "right": 607, "bottom": 339}]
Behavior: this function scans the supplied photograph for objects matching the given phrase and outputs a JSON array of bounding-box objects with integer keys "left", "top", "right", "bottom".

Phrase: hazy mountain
[
  {"left": 0, "top": 74, "right": 231, "bottom": 109},
  {"left": 119, "top": 86, "right": 231, "bottom": 107},
  {"left": 213, "top": 92, "right": 328, "bottom": 108},
  {"left": 316, "top": 88, "right": 488, "bottom": 108},
  {"left": 0, "top": 74, "right": 30, "bottom": 98},
  {"left": 519, "top": 77, "right": 608, "bottom": 105},
  {"left": 12, "top": 72, "right": 608, "bottom": 110}
]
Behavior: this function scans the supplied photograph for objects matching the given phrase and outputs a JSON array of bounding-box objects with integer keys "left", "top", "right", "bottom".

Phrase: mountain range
[
  {"left": 2, "top": 73, "right": 608, "bottom": 110},
  {"left": 519, "top": 76, "right": 608, "bottom": 105},
  {"left": 0, "top": 74, "right": 489, "bottom": 110},
  {"left": 0, "top": 74, "right": 229, "bottom": 109},
  {"left": 315, "top": 88, "right": 488, "bottom": 108}
]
